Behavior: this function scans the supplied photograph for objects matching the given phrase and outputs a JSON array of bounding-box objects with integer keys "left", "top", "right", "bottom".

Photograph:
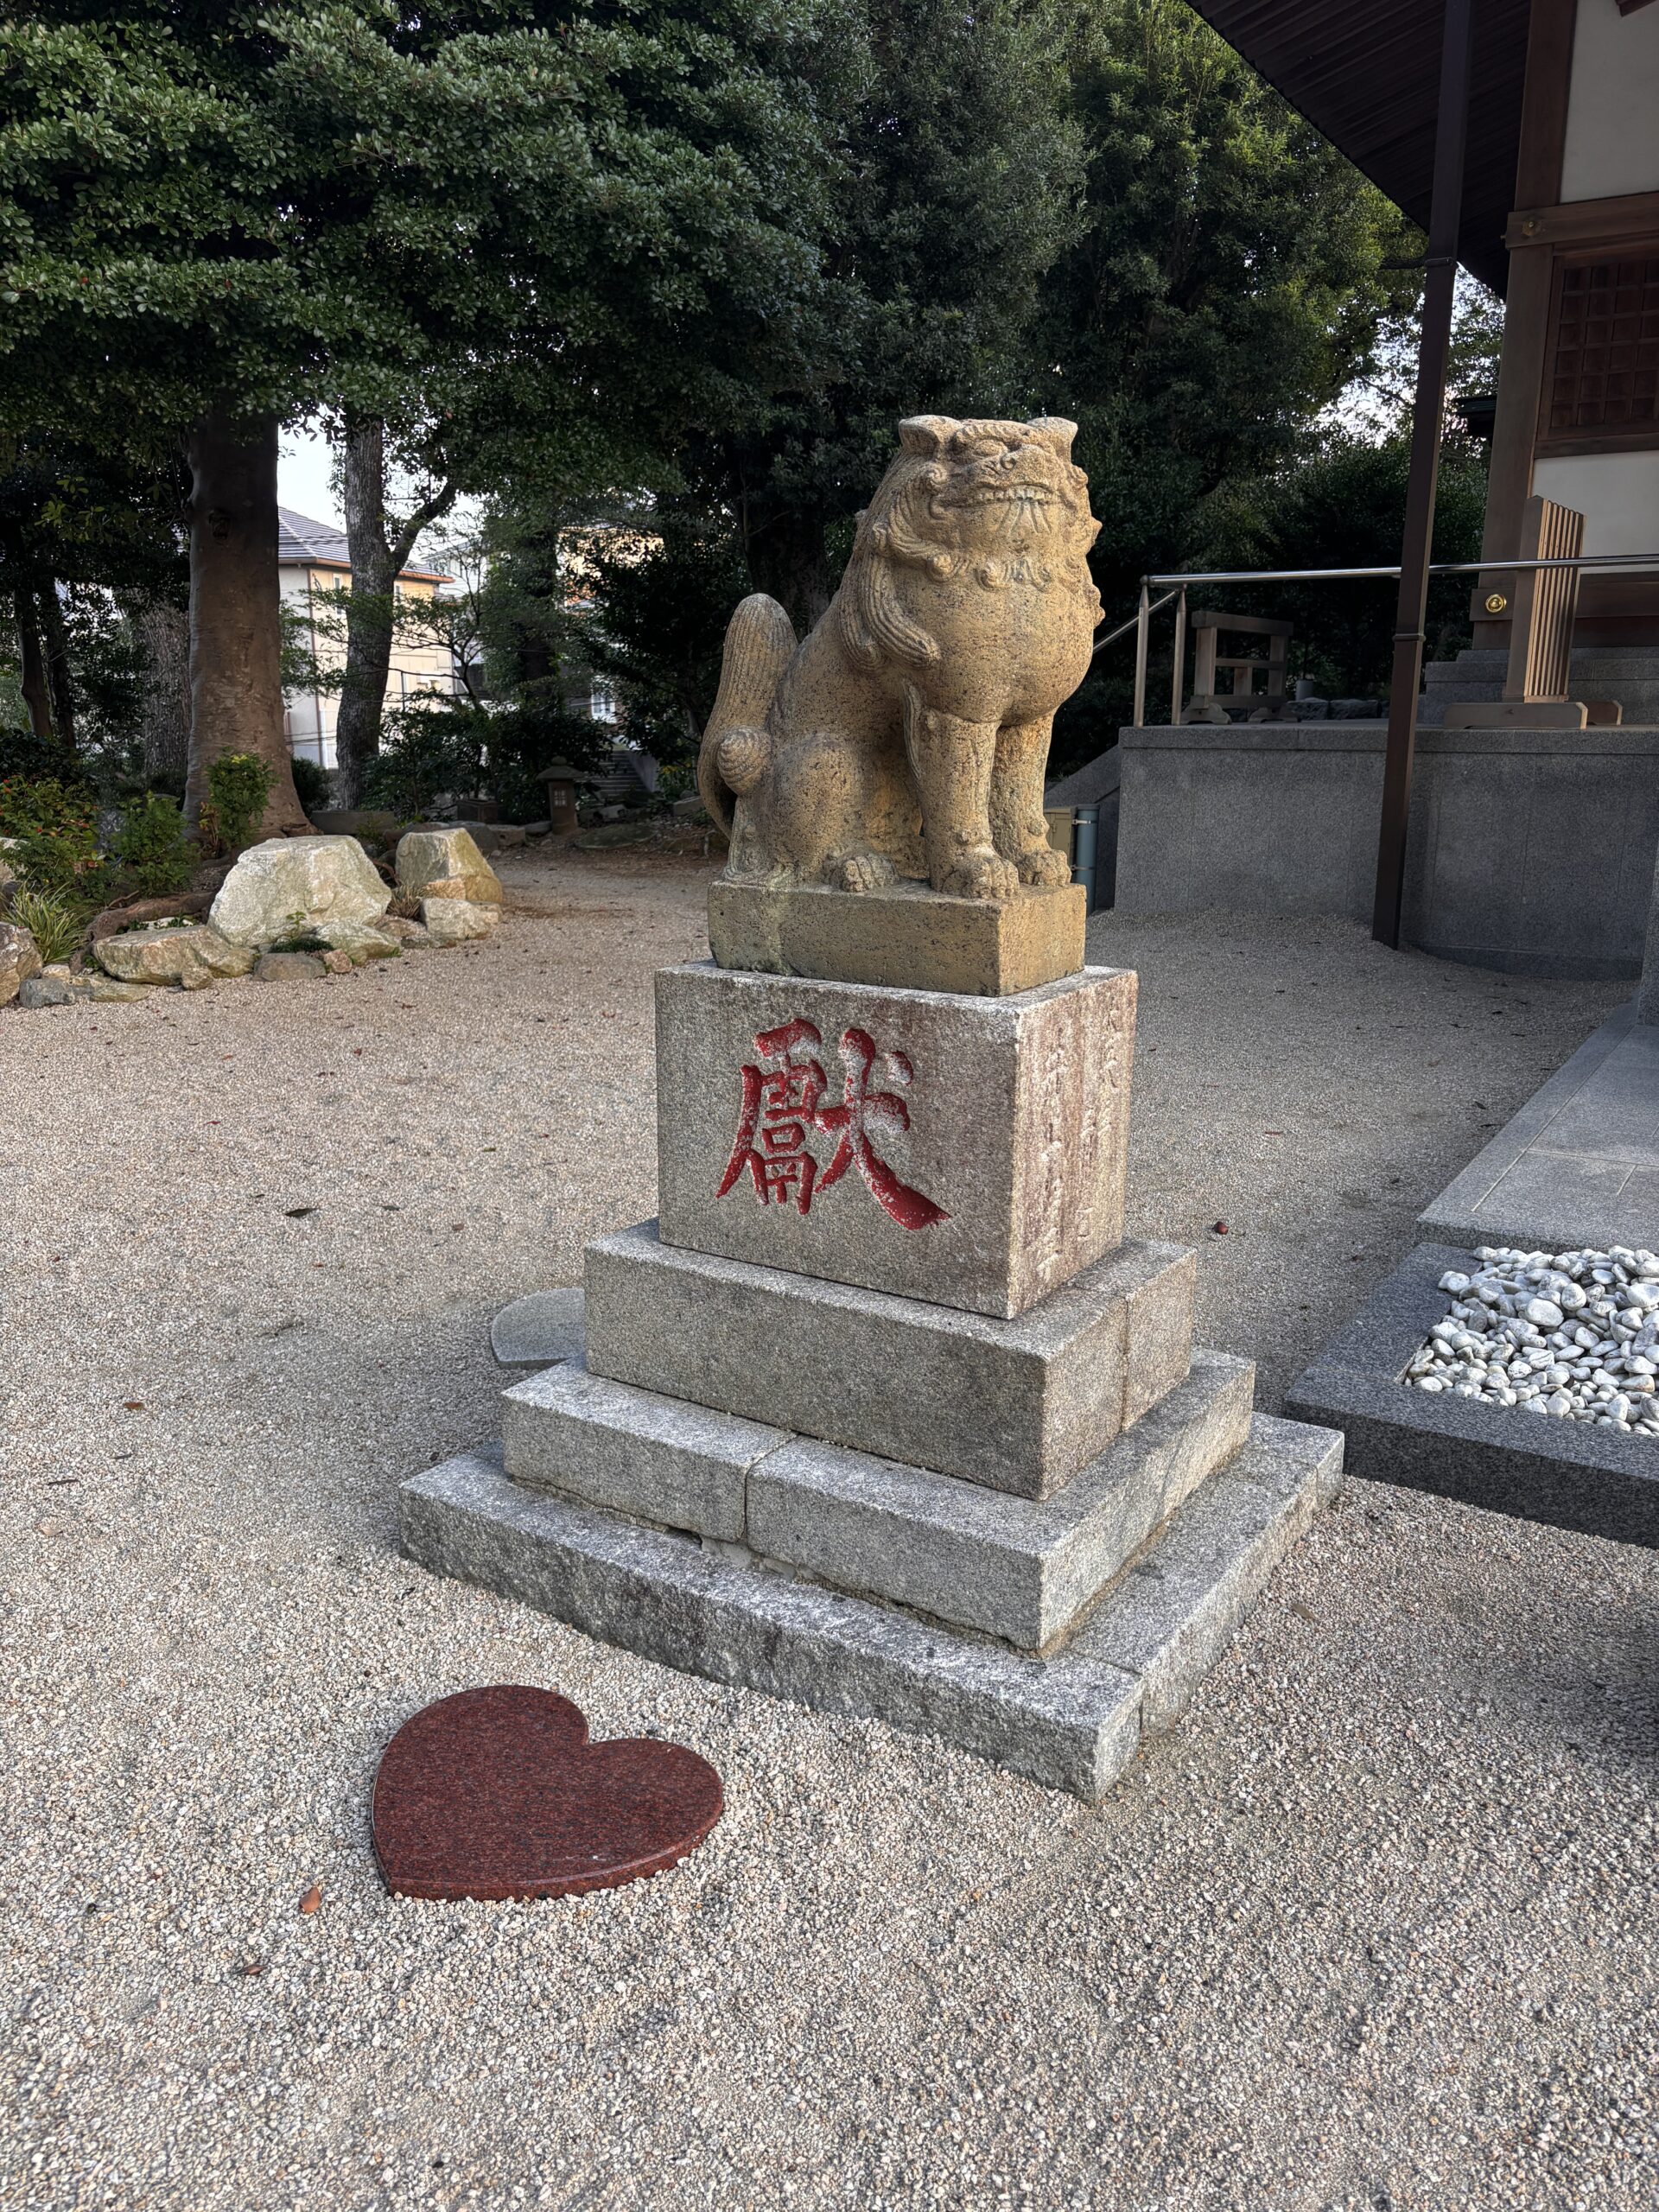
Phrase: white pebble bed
[{"left": 1408, "top": 1245, "right": 1659, "bottom": 1433}]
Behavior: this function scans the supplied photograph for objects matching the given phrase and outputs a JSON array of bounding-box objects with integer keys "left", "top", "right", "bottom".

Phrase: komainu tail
[{"left": 696, "top": 593, "right": 796, "bottom": 835}]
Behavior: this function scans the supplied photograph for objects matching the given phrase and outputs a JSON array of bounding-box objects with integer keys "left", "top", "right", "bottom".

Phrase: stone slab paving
[
  {"left": 1420, "top": 1001, "right": 1659, "bottom": 1253},
  {"left": 487, "top": 1286, "right": 585, "bottom": 1369}
]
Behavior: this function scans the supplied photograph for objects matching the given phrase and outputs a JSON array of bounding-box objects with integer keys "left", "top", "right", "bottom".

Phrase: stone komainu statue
[{"left": 697, "top": 414, "right": 1103, "bottom": 901}]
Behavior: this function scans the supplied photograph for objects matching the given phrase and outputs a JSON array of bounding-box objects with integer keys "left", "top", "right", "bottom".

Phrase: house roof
[
  {"left": 276, "top": 505, "right": 451, "bottom": 584},
  {"left": 1184, "top": 0, "right": 1533, "bottom": 294}
]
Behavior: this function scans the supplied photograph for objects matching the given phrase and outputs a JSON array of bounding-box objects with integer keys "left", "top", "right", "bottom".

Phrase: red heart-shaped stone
[{"left": 371, "top": 1686, "right": 723, "bottom": 1901}]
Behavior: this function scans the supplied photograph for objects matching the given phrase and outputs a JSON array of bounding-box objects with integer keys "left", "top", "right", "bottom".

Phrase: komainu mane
[{"left": 697, "top": 414, "right": 1102, "bottom": 901}]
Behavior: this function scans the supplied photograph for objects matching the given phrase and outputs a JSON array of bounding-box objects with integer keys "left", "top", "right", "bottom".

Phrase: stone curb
[{"left": 1284, "top": 1241, "right": 1659, "bottom": 1548}]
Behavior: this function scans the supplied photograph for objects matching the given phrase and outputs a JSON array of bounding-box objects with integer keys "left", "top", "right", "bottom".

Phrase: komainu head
[{"left": 839, "top": 415, "right": 1102, "bottom": 670}]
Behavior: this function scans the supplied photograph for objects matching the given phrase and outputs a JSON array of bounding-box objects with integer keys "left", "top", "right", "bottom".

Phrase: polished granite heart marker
[{"left": 372, "top": 1686, "right": 723, "bottom": 1900}]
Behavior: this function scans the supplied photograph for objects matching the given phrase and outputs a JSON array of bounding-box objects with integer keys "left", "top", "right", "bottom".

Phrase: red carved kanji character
[
  {"left": 716, "top": 1016, "right": 829, "bottom": 1215},
  {"left": 815, "top": 1026, "right": 949, "bottom": 1230},
  {"left": 716, "top": 1015, "right": 949, "bottom": 1230}
]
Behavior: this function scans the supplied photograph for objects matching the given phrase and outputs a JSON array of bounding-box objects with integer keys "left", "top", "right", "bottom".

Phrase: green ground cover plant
[
  {"left": 0, "top": 777, "right": 101, "bottom": 893},
  {"left": 110, "top": 793, "right": 194, "bottom": 897}
]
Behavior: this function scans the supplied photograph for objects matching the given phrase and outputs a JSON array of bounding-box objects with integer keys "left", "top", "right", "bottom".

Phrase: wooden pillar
[{"left": 1371, "top": 0, "right": 1478, "bottom": 950}]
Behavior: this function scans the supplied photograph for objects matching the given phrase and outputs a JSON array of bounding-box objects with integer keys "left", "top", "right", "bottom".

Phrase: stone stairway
[{"left": 1420, "top": 645, "right": 1659, "bottom": 726}]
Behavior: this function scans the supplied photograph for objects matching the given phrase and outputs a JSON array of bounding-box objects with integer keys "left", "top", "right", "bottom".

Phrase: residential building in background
[{"left": 277, "top": 508, "right": 457, "bottom": 768}]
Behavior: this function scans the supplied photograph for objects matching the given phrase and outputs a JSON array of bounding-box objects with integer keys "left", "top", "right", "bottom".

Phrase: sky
[{"left": 277, "top": 420, "right": 341, "bottom": 529}]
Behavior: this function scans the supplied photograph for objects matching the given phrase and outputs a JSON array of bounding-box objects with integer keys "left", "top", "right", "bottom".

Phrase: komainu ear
[
  {"left": 1029, "top": 417, "right": 1079, "bottom": 458},
  {"left": 898, "top": 415, "right": 956, "bottom": 457}
]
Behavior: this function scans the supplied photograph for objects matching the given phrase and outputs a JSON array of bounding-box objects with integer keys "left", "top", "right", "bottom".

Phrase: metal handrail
[{"left": 1096, "top": 550, "right": 1659, "bottom": 726}]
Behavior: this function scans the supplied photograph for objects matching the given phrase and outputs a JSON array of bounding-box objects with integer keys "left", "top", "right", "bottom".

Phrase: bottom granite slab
[{"left": 399, "top": 1414, "right": 1341, "bottom": 1799}]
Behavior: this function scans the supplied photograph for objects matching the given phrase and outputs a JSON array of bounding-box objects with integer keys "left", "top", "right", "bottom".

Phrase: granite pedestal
[
  {"left": 655, "top": 962, "right": 1135, "bottom": 1318},
  {"left": 403, "top": 911, "right": 1342, "bottom": 1796}
]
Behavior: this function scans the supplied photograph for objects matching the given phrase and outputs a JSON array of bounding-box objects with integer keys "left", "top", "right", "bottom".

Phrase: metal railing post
[
  {"left": 1170, "top": 587, "right": 1187, "bottom": 727},
  {"left": 1132, "top": 584, "right": 1150, "bottom": 728},
  {"left": 1371, "top": 0, "right": 1475, "bottom": 948}
]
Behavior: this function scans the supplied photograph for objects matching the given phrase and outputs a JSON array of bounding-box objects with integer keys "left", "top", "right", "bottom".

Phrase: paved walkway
[{"left": 1421, "top": 1001, "right": 1659, "bottom": 1253}]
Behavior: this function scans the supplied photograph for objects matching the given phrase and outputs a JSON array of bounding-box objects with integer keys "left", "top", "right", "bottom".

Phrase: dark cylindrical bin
[{"left": 1073, "top": 804, "right": 1098, "bottom": 911}]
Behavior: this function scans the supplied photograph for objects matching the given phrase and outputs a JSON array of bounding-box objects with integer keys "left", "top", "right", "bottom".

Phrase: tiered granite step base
[
  {"left": 400, "top": 1248, "right": 1340, "bottom": 1797},
  {"left": 402, "top": 1415, "right": 1338, "bottom": 1802},
  {"left": 400, "top": 958, "right": 1342, "bottom": 1798}
]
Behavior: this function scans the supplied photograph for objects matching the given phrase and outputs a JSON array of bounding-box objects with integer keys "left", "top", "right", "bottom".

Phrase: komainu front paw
[
  {"left": 1015, "top": 841, "right": 1072, "bottom": 888},
  {"left": 836, "top": 849, "right": 898, "bottom": 894},
  {"left": 938, "top": 849, "right": 1020, "bottom": 901}
]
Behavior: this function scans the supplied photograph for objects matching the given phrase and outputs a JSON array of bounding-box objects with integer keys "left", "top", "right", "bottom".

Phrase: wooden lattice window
[{"left": 1541, "top": 255, "right": 1659, "bottom": 449}]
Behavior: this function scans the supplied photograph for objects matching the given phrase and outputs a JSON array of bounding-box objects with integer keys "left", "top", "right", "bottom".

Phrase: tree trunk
[
  {"left": 740, "top": 500, "right": 832, "bottom": 638},
  {"left": 39, "top": 582, "right": 77, "bottom": 752},
  {"left": 334, "top": 414, "right": 458, "bottom": 806},
  {"left": 183, "top": 412, "right": 310, "bottom": 837},
  {"left": 14, "top": 590, "right": 53, "bottom": 740},
  {"left": 125, "top": 593, "right": 192, "bottom": 786}
]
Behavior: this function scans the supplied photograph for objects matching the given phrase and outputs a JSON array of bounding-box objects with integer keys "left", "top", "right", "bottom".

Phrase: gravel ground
[{"left": 3, "top": 853, "right": 1656, "bottom": 2212}]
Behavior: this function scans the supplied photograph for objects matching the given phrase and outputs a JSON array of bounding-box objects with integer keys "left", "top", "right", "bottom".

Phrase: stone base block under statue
[
  {"left": 654, "top": 961, "right": 1134, "bottom": 1319},
  {"left": 402, "top": 1414, "right": 1340, "bottom": 1802}
]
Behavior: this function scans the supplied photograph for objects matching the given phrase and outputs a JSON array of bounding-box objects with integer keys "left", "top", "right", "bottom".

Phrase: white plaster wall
[
  {"left": 1533, "top": 451, "right": 1659, "bottom": 554},
  {"left": 1560, "top": 1, "right": 1659, "bottom": 202}
]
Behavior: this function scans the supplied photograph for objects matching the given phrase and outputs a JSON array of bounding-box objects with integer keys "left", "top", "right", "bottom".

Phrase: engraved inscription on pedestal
[{"left": 654, "top": 961, "right": 1135, "bottom": 1319}]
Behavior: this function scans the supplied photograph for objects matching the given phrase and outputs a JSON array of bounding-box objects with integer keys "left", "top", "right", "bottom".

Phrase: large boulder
[
  {"left": 421, "top": 896, "right": 499, "bottom": 944},
  {"left": 209, "top": 836, "right": 391, "bottom": 950},
  {"left": 395, "top": 826, "right": 503, "bottom": 906},
  {"left": 0, "top": 920, "right": 43, "bottom": 1006},
  {"left": 95, "top": 922, "right": 256, "bottom": 985}
]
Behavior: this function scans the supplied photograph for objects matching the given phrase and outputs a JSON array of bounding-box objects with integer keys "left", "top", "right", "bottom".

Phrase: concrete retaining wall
[{"left": 1113, "top": 721, "right": 1659, "bottom": 979}]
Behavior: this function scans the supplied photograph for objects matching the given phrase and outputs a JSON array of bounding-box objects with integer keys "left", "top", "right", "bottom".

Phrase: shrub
[
  {"left": 289, "top": 755, "right": 332, "bottom": 813},
  {"left": 206, "top": 751, "right": 274, "bottom": 853},
  {"left": 361, "top": 702, "right": 486, "bottom": 820},
  {"left": 0, "top": 730, "right": 90, "bottom": 787},
  {"left": 111, "top": 792, "right": 194, "bottom": 896},
  {"left": 0, "top": 776, "right": 103, "bottom": 892},
  {"left": 7, "top": 882, "right": 89, "bottom": 964}
]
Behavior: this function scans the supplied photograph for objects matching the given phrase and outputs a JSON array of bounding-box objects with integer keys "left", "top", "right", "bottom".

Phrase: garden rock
[
  {"left": 321, "top": 950, "right": 354, "bottom": 976},
  {"left": 0, "top": 920, "right": 43, "bottom": 1006},
  {"left": 333, "top": 924, "right": 401, "bottom": 963},
  {"left": 395, "top": 827, "right": 503, "bottom": 906},
  {"left": 95, "top": 922, "right": 255, "bottom": 986},
  {"left": 20, "top": 968, "right": 156, "bottom": 1007},
  {"left": 209, "top": 836, "right": 391, "bottom": 950},
  {"left": 420, "top": 897, "right": 499, "bottom": 944},
  {"left": 253, "top": 950, "right": 328, "bottom": 983},
  {"left": 0, "top": 836, "right": 22, "bottom": 893},
  {"left": 19, "top": 972, "right": 73, "bottom": 1008},
  {"left": 379, "top": 915, "right": 433, "bottom": 948}
]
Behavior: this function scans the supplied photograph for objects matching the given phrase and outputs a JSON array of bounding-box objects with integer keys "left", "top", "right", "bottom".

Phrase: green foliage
[
  {"left": 1202, "top": 433, "right": 1490, "bottom": 698},
  {"left": 0, "top": 775, "right": 101, "bottom": 891},
  {"left": 289, "top": 756, "right": 332, "bottom": 813},
  {"left": 0, "top": 728, "right": 87, "bottom": 786},
  {"left": 577, "top": 505, "right": 753, "bottom": 772},
  {"left": 681, "top": 0, "right": 1086, "bottom": 628},
  {"left": 360, "top": 702, "right": 490, "bottom": 821},
  {"left": 111, "top": 792, "right": 194, "bottom": 896},
  {"left": 0, "top": 0, "right": 839, "bottom": 470},
  {"left": 1035, "top": 0, "right": 1420, "bottom": 614},
  {"left": 6, "top": 880, "right": 87, "bottom": 963},
  {"left": 207, "top": 751, "right": 274, "bottom": 854}
]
